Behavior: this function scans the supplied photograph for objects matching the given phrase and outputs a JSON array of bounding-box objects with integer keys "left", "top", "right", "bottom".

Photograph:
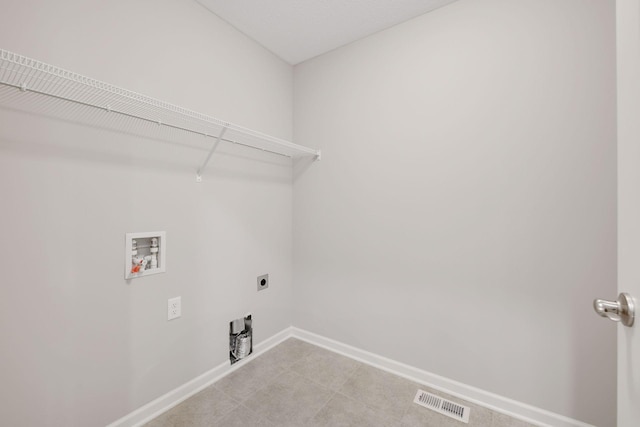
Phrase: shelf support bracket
[{"left": 196, "top": 126, "right": 228, "bottom": 183}]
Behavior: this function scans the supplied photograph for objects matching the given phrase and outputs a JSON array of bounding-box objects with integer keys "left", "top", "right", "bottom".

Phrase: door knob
[{"left": 593, "top": 293, "right": 635, "bottom": 327}]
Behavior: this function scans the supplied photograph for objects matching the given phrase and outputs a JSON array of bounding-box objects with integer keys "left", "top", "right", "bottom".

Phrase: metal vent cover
[{"left": 413, "top": 389, "right": 470, "bottom": 423}]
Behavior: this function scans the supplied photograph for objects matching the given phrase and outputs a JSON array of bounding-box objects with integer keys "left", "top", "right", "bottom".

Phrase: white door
[{"left": 616, "top": 0, "right": 640, "bottom": 426}]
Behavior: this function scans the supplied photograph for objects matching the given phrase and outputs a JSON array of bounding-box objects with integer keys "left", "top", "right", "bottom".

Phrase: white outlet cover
[{"left": 168, "top": 296, "right": 181, "bottom": 320}]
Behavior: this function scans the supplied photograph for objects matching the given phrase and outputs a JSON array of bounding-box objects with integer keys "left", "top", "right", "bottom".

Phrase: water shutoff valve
[{"left": 125, "top": 231, "right": 166, "bottom": 279}]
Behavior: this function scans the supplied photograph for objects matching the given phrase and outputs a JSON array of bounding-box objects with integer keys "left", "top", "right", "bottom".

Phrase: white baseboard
[
  {"left": 107, "top": 326, "right": 593, "bottom": 427},
  {"left": 106, "top": 327, "right": 293, "bottom": 427},
  {"left": 290, "top": 327, "right": 594, "bottom": 427}
]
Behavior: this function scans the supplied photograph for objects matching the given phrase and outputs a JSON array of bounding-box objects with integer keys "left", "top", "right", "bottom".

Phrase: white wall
[
  {"left": 293, "top": 0, "right": 617, "bottom": 426},
  {"left": 0, "top": 0, "right": 619, "bottom": 425},
  {"left": 0, "top": 0, "right": 293, "bottom": 426}
]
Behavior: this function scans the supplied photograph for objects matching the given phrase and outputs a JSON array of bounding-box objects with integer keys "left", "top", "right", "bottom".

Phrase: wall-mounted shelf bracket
[{"left": 196, "top": 126, "right": 228, "bottom": 183}]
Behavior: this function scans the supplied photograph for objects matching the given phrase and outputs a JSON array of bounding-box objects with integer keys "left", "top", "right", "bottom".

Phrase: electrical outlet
[
  {"left": 257, "top": 274, "right": 269, "bottom": 291},
  {"left": 168, "top": 297, "right": 181, "bottom": 320}
]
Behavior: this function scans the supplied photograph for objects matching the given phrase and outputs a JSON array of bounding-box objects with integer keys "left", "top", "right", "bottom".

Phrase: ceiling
[{"left": 195, "top": 0, "right": 460, "bottom": 65}]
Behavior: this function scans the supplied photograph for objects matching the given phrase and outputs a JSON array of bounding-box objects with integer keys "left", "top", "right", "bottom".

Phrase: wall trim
[
  {"left": 108, "top": 326, "right": 593, "bottom": 427},
  {"left": 290, "top": 328, "right": 594, "bottom": 427},
  {"left": 106, "top": 327, "right": 293, "bottom": 427}
]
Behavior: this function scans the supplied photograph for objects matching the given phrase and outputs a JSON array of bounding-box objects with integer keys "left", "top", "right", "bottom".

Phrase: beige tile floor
[{"left": 145, "top": 338, "right": 537, "bottom": 427}]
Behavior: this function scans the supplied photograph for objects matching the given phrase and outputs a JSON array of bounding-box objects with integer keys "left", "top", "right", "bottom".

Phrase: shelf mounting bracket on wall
[{"left": 196, "top": 126, "right": 228, "bottom": 183}]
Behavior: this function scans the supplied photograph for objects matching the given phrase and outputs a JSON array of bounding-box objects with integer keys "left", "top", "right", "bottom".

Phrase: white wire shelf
[{"left": 0, "top": 49, "right": 321, "bottom": 181}]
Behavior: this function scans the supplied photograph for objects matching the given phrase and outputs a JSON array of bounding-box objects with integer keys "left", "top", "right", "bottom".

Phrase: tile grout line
[
  {"left": 211, "top": 384, "right": 250, "bottom": 423},
  {"left": 303, "top": 385, "right": 340, "bottom": 426},
  {"left": 291, "top": 358, "right": 362, "bottom": 395},
  {"left": 288, "top": 340, "right": 362, "bottom": 426},
  {"left": 144, "top": 337, "right": 537, "bottom": 427}
]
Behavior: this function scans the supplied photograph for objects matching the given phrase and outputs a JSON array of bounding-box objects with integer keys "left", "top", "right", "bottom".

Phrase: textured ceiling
[{"left": 195, "top": 0, "right": 459, "bottom": 65}]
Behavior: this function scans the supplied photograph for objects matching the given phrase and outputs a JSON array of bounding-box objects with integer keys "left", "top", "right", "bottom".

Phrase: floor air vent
[{"left": 413, "top": 389, "right": 470, "bottom": 423}]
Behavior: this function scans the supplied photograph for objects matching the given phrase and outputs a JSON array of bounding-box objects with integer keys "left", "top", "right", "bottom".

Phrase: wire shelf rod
[
  {"left": 0, "top": 49, "right": 321, "bottom": 168},
  {"left": 0, "top": 80, "right": 292, "bottom": 160}
]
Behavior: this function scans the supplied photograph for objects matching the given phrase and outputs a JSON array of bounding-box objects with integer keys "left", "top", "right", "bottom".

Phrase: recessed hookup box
[{"left": 229, "top": 314, "right": 252, "bottom": 364}]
